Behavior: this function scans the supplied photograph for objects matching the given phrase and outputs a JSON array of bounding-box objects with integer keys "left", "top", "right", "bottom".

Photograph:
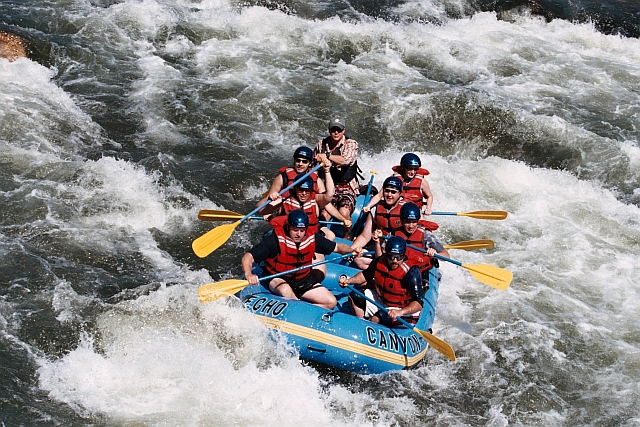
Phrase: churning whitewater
[{"left": 1, "top": 0, "right": 639, "bottom": 425}]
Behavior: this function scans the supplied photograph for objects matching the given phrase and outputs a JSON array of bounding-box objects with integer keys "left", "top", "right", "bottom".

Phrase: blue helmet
[
  {"left": 293, "top": 146, "right": 313, "bottom": 161},
  {"left": 383, "top": 176, "right": 403, "bottom": 192},
  {"left": 400, "top": 202, "right": 421, "bottom": 221},
  {"left": 400, "top": 153, "right": 421, "bottom": 168},
  {"left": 385, "top": 236, "right": 407, "bottom": 256},
  {"left": 287, "top": 210, "right": 309, "bottom": 228},
  {"left": 293, "top": 174, "right": 314, "bottom": 191}
]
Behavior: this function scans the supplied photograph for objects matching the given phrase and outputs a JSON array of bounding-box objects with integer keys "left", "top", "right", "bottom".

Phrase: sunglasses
[
  {"left": 330, "top": 127, "right": 344, "bottom": 133},
  {"left": 405, "top": 167, "right": 418, "bottom": 171},
  {"left": 296, "top": 188, "right": 311, "bottom": 193},
  {"left": 294, "top": 158, "right": 310, "bottom": 164},
  {"left": 383, "top": 188, "right": 399, "bottom": 194},
  {"left": 387, "top": 254, "right": 404, "bottom": 261}
]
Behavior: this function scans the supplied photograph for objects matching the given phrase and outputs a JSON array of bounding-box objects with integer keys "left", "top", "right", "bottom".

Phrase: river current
[{"left": 1, "top": 0, "right": 639, "bottom": 425}]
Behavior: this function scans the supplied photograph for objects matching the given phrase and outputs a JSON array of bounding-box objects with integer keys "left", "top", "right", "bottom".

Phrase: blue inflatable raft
[
  {"left": 235, "top": 259, "right": 441, "bottom": 375},
  {"left": 234, "top": 189, "right": 444, "bottom": 374}
]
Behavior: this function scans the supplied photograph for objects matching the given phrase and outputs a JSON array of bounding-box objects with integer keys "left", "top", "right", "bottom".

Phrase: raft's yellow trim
[{"left": 253, "top": 314, "right": 428, "bottom": 367}]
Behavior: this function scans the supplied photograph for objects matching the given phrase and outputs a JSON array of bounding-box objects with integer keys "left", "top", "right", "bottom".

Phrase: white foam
[
  {"left": 0, "top": 58, "right": 106, "bottom": 155},
  {"left": 37, "top": 284, "right": 368, "bottom": 426}
]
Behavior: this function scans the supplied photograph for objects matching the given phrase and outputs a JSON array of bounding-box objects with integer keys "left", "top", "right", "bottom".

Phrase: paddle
[
  {"left": 444, "top": 239, "right": 494, "bottom": 251},
  {"left": 381, "top": 236, "right": 512, "bottom": 290},
  {"left": 197, "top": 209, "right": 343, "bottom": 225},
  {"left": 431, "top": 210, "right": 508, "bottom": 220},
  {"left": 351, "top": 171, "right": 377, "bottom": 237},
  {"left": 342, "top": 284, "right": 456, "bottom": 361},
  {"left": 192, "top": 164, "right": 323, "bottom": 258},
  {"left": 198, "top": 251, "right": 365, "bottom": 303},
  {"left": 432, "top": 253, "right": 512, "bottom": 290}
]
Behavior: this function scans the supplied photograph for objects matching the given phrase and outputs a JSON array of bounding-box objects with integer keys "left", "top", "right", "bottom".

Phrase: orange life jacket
[
  {"left": 263, "top": 216, "right": 316, "bottom": 281},
  {"left": 282, "top": 196, "right": 320, "bottom": 234},
  {"left": 279, "top": 166, "right": 319, "bottom": 198},
  {"left": 392, "top": 227, "right": 435, "bottom": 272},
  {"left": 373, "top": 257, "right": 413, "bottom": 308},
  {"left": 373, "top": 201, "right": 404, "bottom": 233},
  {"left": 392, "top": 166, "right": 430, "bottom": 208}
]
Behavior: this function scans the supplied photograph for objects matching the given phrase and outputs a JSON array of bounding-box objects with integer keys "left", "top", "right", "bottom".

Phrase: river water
[{"left": 1, "top": 0, "right": 639, "bottom": 425}]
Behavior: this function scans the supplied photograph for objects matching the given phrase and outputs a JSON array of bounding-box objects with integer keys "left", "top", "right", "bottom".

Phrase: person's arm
[
  {"left": 315, "top": 160, "right": 335, "bottom": 207},
  {"left": 314, "top": 232, "right": 359, "bottom": 256},
  {"left": 242, "top": 235, "right": 278, "bottom": 284},
  {"left": 388, "top": 301, "right": 423, "bottom": 321},
  {"left": 257, "top": 197, "right": 282, "bottom": 216},
  {"left": 256, "top": 174, "right": 284, "bottom": 207},
  {"left": 334, "top": 241, "right": 363, "bottom": 257},
  {"left": 241, "top": 252, "right": 260, "bottom": 285},
  {"left": 331, "top": 138, "right": 358, "bottom": 166},
  {"left": 326, "top": 152, "right": 346, "bottom": 165},
  {"left": 316, "top": 175, "right": 327, "bottom": 194},
  {"left": 372, "top": 229, "right": 383, "bottom": 257},
  {"left": 322, "top": 203, "right": 352, "bottom": 228},
  {"left": 339, "top": 271, "right": 366, "bottom": 287},
  {"left": 351, "top": 214, "right": 372, "bottom": 249},
  {"left": 363, "top": 192, "right": 382, "bottom": 211},
  {"left": 438, "top": 247, "right": 450, "bottom": 258},
  {"left": 421, "top": 178, "right": 433, "bottom": 216},
  {"left": 423, "top": 231, "right": 450, "bottom": 258}
]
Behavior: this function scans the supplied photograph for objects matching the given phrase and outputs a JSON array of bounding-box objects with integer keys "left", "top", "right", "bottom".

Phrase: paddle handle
[
  {"left": 243, "top": 164, "right": 323, "bottom": 224},
  {"left": 245, "top": 216, "right": 342, "bottom": 225},
  {"left": 345, "top": 285, "right": 416, "bottom": 331},
  {"left": 408, "top": 242, "right": 463, "bottom": 267},
  {"left": 431, "top": 210, "right": 508, "bottom": 220},
  {"left": 256, "top": 251, "right": 371, "bottom": 284},
  {"left": 431, "top": 212, "right": 457, "bottom": 216},
  {"left": 352, "top": 171, "right": 377, "bottom": 237},
  {"left": 362, "top": 171, "right": 377, "bottom": 205},
  {"left": 381, "top": 235, "right": 464, "bottom": 268},
  {"left": 433, "top": 253, "right": 462, "bottom": 267}
]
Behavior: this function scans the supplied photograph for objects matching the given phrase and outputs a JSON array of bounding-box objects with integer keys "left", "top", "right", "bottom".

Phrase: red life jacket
[
  {"left": 392, "top": 227, "right": 435, "bottom": 271},
  {"left": 392, "top": 166, "right": 430, "bottom": 208},
  {"left": 279, "top": 166, "right": 319, "bottom": 199},
  {"left": 263, "top": 216, "right": 316, "bottom": 282},
  {"left": 282, "top": 196, "right": 320, "bottom": 234},
  {"left": 373, "top": 201, "right": 404, "bottom": 233},
  {"left": 418, "top": 219, "right": 439, "bottom": 231},
  {"left": 373, "top": 257, "right": 413, "bottom": 308}
]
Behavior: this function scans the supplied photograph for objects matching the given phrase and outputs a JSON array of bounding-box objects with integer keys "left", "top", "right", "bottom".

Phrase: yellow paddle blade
[
  {"left": 463, "top": 263, "right": 513, "bottom": 290},
  {"left": 198, "top": 279, "right": 250, "bottom": 303},
  {"left": 415, "top": 328, "right": 456, "bottom": 361},
  {"left": 192, "top": 221, "right": 240, "bottom": 258},
  {"left": 198, "top": 210, "right": 244, "bottom": 221},
  {"left": 458, "top": 210, "right": 508, "bottom": 220},
  {"left": 445, "top": 239, "right": 495, "bottom": 251}
]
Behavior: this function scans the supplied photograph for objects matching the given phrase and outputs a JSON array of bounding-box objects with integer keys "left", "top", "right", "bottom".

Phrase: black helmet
[
  {"left": 400, "top": 202, "right": 421, "bottom": 221},
  {"left": 385, "top": 236, "right": 407, "bottom": 256},
  {"left": 293, "top": 146, "right": 313, "bottom": 161},
  {"left": 287, "top": 210, "right": 309, "bottom": 228},
  {"left": 293, "top": 174, "right": 314, "bottom": 191},
  {"left": 383, "top": 176, "right": 403, "bottom": 192},
  {"left": 400, "top": 153, "right": 421, "bottom": 168}
]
